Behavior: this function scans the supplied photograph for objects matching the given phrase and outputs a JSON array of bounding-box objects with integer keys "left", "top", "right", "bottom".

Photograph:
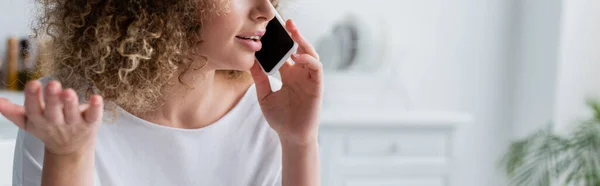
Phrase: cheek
[
  {"left": 197, "top": 19, "right": 236, "bottom": 54},
  {"left": 197, "top": 30, "right": 255, "bottom": 70},
  {"left": 202, "top": 22, "right": 234, "bottom": 43},
  {"left": 201, "top": 13, "right": 241, "bottom": 47},
  {"left": 195, "top": 13, "right": 256, "bottom": 70}
]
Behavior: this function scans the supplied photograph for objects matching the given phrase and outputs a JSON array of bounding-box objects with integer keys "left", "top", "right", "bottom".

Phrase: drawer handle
[{"left": 389, "top": 143, "right": 400, "bottom": 155}]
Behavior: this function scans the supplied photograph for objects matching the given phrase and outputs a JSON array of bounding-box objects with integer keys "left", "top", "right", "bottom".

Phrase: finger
[
  {"left": 278, "top": 60, "right": 295, "bottom": 83},
  {"left": 83, "top": 95, "right": 103, "bottom": 124},
  {"left": 249, "top": 61, "right": 272, "bottom": 101},
  {"left": 0, "top": 98, "right": 26, "bottom": 129},
  {"left": 24, "top": 80, "right": 45, "bottom": 123},
  {"left": 79, "top": 104, "right": 90, "bottom": 112},
  {"left": 278, "top": 60, "right": 293, "bottom": 74},
  {"left": 291, "top": 54, "right": 323, "bottom": 82},
  {"left": 286, "top": 19, "right": 319, "bottom": 59},
  {"left": 61, "top": 88, "right": 81, "bottom": 125},
  {"left": 43, "top": 81, "right": 64, "bottom": 124}
]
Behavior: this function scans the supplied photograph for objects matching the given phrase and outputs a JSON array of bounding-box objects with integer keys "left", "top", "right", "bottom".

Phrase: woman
[{"left": 0, "top": 0, "right": 322, "bottom": 185}]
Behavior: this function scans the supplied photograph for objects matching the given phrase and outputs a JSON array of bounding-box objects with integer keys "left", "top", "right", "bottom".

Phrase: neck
[{"left": 138, "top": 68, "right": 253, "bottom": 129}]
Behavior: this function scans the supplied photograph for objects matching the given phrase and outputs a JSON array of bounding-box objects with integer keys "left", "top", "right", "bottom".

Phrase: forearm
[
  {"left": 280, "top": 139, "right": 320, "bottom": 186},
  {"left": 41, "top": 143, "right": 95, "bottom": 186}
]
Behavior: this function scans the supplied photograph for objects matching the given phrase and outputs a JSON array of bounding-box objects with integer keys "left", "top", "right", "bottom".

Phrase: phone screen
[{"left": 255, "top": 18, "right": 295, "bottom": 73}]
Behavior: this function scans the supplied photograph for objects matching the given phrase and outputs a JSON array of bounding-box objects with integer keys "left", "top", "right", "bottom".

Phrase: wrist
[
  {"left": 276, "top": 127, "right": 319, "bottom": 147},
  {"left": 45, "top": 137, "right": 96, "bottom": 157},
  {"left": 44, "top": 145, "right": 94, "bottom": 163},
  {"left": 280, "top": 135, "right": 319, "bottom": 149},
  {"left": 279, "top": 135, "right": 321, "bottom": 186},
  {"left": 42, "top": 142, "right": 96, "bottom": 186}
]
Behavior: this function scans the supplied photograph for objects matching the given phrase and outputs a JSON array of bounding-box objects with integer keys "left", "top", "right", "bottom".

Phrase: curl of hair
[{"left": 33, "top": 0, "right": 279, "bottom": 119}]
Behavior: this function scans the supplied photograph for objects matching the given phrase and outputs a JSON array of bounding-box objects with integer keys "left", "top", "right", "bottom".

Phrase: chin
[
  {"left": 243, "top": 53, "right": 258, "bottom": 70},
  {"left": 226, "top": 54, "right": 256, "bottom": 71},
  {"left": 233, "top": 62, "right": 254, "bottom": 72}
]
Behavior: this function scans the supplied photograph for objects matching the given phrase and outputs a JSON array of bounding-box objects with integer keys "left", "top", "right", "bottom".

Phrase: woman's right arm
[{"left": 1, "top": 80, "right": 104, "bottom": 186}]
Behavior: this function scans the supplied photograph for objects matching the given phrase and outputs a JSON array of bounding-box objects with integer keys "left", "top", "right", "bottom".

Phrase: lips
[
  {"left": 235, "top": 37, "right": 262, "bottom": 51},
  {"left": 236, "top": 30, "right": 266, "bottom": 52},
  {"left": 236, "top": 36, "right": 261, "bottom": 41},
  {"left": 236, "top": 30, "right": 265, "bottom": 40}
]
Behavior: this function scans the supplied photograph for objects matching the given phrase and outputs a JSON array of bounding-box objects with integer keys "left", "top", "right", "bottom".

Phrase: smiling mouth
[{"left": 235, "top": 36, "right": 261, "bottom": 41}]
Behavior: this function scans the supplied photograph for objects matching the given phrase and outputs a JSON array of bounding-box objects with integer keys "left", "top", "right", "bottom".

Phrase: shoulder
[
  {"left": 33, "top": 76, "right": 61, "bottom": 97},
  {"left": 37, "top": 76, "right": 61, "bottom": 84},
  {"left": 237, "top": 75, "right": 282, "bottom": 147},
  {"left": 36, "top": 76, "right": 54, "bottom": 87},
  {"left": 240, "top": 76, "right": 282, "bottom": 124}
]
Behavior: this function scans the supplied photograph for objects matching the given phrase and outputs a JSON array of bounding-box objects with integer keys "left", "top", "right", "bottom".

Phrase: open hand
[{"left": 0, "top": 80, "right": 104, "bottom": 155}]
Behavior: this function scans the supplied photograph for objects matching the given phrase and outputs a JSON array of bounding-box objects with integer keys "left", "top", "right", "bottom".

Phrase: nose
[{"left": 250, "top": 0, "right": 276, "bottom": 22}]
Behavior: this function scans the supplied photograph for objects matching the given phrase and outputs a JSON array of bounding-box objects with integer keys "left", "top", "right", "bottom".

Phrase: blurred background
[{"left": 1, "top": 0, "right": 600, "bottom": 185}]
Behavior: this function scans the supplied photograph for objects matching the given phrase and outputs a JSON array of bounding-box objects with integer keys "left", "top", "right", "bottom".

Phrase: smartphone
[{"left": 254, "top": 7, "right": 298, "bottom": 76}]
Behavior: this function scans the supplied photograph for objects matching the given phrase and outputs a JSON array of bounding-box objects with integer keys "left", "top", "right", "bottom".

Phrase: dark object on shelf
[{"left": 17, "top": 38, "right": 33, "bottom": 91}]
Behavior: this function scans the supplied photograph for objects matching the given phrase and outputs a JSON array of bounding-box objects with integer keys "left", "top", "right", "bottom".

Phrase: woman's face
[{"left": 197, "top": 0, "right": 275, "bottom": 71}]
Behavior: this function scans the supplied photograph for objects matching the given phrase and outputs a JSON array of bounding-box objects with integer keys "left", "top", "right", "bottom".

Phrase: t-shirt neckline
[{"left": 113, "top": 83, "right": 256, "bottom": 133}]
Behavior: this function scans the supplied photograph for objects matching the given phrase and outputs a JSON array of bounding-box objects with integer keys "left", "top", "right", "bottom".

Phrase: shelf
[{"left": 320, "top": 108, "right": 472, "bottom": 127}]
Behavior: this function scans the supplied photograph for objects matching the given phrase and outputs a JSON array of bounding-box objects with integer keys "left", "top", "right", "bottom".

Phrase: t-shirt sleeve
[
  {"left": 273, "top": 171, "right": 282, "bottom": 186},
  {"left": 12, "top": 129, "right": 45, "bottom": 186}
]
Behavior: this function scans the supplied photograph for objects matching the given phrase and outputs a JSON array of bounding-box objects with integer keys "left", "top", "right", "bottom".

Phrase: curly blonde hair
[{"left": 33, "top": 0, "right": 280, "bottom": 118}]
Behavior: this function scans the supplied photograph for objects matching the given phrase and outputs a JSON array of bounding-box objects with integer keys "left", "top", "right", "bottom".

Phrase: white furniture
[
  {"left": 318, "top": 108, "right": 470, "bottom": 186},
  {"left": 0, "top": 91, "right": 24, "bottom": 186}
]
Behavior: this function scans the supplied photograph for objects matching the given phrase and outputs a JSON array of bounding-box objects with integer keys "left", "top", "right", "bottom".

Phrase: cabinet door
[
  {"left": 343, "top": 131, "right": 448, "bottom": 158},
  {"left": 320, "top": 128, "right": 451, "bottom": 165},
  {"left": 319, "top": 127, "right": 453, "bottom": 186},
  {"left": 344, "top": 177, "right": 445, "bottom": 186}
]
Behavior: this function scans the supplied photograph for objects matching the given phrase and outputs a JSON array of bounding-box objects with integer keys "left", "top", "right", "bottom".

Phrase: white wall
[
  {"left": 436, "top": 1, "right": 515, "bottom": 185},
  {"left": 0, "top": 0, "right": 34, "bottom": 54},
  {"left": 554, "top": 0, "right": 600, "bottom": 131},
  {"left": 510, "top": 0, "right": 562, "bottom": 138},
  {"left": 287, "top": 1, "right": 517, "bottom": 186}
]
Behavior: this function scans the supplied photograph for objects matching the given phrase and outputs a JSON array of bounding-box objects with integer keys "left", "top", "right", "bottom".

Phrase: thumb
[
  {"left": 0, "top": 98, "right": 26, "bottom": 130},
  {"left": 249, "top": 61, "right": 272, "bottom": 101}
]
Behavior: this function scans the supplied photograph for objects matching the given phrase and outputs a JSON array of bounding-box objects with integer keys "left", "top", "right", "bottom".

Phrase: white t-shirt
[{"left": 12, "top": 77, "right": 283, "bottom": 186}]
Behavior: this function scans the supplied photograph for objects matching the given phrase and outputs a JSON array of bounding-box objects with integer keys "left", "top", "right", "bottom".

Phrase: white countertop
[{"left": 319, "top": 108, "right": 472, "bottom": 127}]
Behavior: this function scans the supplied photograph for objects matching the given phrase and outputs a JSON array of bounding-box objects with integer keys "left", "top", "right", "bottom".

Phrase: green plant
[{"left": 503, "top": 100, "right": 600, "bottom": 186}]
